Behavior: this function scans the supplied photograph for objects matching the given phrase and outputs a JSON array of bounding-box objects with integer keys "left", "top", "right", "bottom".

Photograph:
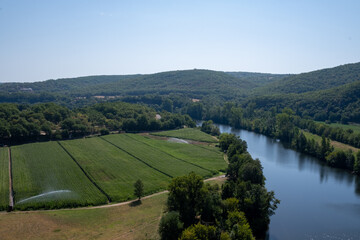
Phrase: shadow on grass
[{"left": 130, "top": 199, "right": 142, "bottom": 207}]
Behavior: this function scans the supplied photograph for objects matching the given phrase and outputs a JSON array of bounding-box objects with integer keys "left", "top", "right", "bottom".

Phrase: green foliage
[
  {"left": 0, "top": 148, "right": 9, "bottom": 211},
  {"left": 355, "top": 151, "right": 360, "bottom": 174},
  {"left": 12, "top": 142, "right": 107, "bottom": 210},
  {"left": 159, "top": 211, "right": 184, "bottom": 240},
  {"left": 167, "top": 172, "right": 205, "bottom": 226},
  {"left": 179, "top": 223, "right": 217, "bottom": 240},
  {"left": 134, "top": 179, "right": 144, "bottom": 200},
  {"left": 152, "top": 128, "right": 218, "bottom": 143},
  {"left": 226, "top": 211, "right": 255, "bottom": 240},
  {"left": 326, "top": 150, "right": 355, "bottom": 170},
  {"left": 201, "top": 120, "right": 220, "bottom": 136},
  {"left": 253, "top": 62, "right": 360, "bottom": 94},
  {"left": 219, "top": 133, "right": 246, "bottom": 153},
  {"left": 0, "top": 101, "right": 194, "bottom": 144}
]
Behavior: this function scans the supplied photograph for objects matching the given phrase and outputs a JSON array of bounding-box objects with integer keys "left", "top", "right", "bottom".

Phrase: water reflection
[{"left": 215, "top": 124, "right": 360, "bottom": 240}]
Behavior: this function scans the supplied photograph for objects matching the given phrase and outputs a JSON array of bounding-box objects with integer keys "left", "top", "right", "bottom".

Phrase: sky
[{"left": 0, "top": 0, "right": 360, "bottom": 83}]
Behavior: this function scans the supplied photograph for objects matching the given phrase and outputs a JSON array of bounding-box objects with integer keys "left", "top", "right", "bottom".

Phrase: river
[{"left": 216, "top": 124, "right": 360, "bottom": 240}]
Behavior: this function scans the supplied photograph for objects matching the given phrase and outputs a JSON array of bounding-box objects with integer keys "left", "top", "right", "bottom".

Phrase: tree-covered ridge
[
  {"left": 246, "top": 80, "right": 360, "bottom": 123},
  {"left": 253, "top": 62, "right": 360, "bottom": 95},
  {"left": 0, "top": 101, "right": 195, "bottom": 144},
  {"left": 226, "top": 71, "right": 288, "bottom": 86},
  {"left": 0, "top": 70, "right": 258, "bottom": 100}
]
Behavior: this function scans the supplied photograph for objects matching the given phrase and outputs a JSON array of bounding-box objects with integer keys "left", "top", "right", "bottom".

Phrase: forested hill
[
  {"left": 226, "top": 71, "right": 288, "bottom": 86},
  {"left": 253, "top": 62, "right": 360, "bottom": 95},
  {"left": 247, "top": 80, "right": 360, "bottom": 123},
  {"left": 0, "top": 70, "right": 265, "bottom": 99}
]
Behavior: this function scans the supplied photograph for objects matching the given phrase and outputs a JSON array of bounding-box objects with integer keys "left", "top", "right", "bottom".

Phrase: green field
[
  {"left": 11, "top": 142, "right": 107, "bottom": 210},
  {"left": 4, "top": 129, "right": 225, "bottom": 210},
  {"left": 303, "top": 131, "right": 359, "bottom": 153},
  {"left": 60, "top": 137, "right": 171, "bottom": 202},
  {"left": 151, "top": 128, "right": 218, "bottom": 143},
  {"left": 127, "top": 134, "right": 226, "bottom": 173},
  {"left": 102, "top": 134, "right": 213, "bottom": 178},
  {"left": 0, "top": 148, "right": 9, "bottom": 210},
  {"left": 317, "top": 122, "right": 360, "bottom": 134}
]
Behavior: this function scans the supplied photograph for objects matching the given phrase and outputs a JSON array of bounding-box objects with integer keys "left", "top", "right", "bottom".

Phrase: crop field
[
  {"left": 151, "top": 128, "right": 218, "bottom": 143},
  {"left": 2, "top": 129, "right": 225, "bottom": 210},
  {"left": 11, "top": 142, "right": 107, "bottom": 210},
  {"left": 127, "top": 134, "right": 227, "bottom": 173},
  {"left": 60, "top": 137, "right": 171, "bottom": 202},
  {"left": 102, "top": 134, "right": 213, "bottom": 178},
  {"left": 0, "top": 148, "right": 9, "bottom": 211}
]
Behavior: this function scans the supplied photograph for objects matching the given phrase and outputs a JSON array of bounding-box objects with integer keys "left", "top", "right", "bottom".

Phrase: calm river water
[{"left": 216, "top": 124, "right": 360, "bottom": 240}]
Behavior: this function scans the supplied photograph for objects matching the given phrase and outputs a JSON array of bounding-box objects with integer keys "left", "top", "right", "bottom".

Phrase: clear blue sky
[{"left": 1, "top": 0, "right": 360, "bottom": 82}]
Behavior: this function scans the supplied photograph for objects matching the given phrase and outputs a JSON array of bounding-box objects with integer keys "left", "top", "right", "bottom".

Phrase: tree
[
  {"left": 159, "top": 211, "right": 184, "bottom": 240},
  {"left": 167, "top": 172, "right": 205, "bottom": 226},
  {"left": 354, "top": 151, "right": 360, "bottom": 174},
  {"left": 179, "top": 223, "right": 217, "bottom": 240},
  {"left": 134, "top": 179, "right": 144, "bottom": 200}
]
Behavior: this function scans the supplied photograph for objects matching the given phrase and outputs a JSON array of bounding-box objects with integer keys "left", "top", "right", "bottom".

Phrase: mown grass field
[
  {"left": 303, "top": 131, "right": 359, "bottom": 153},
  {"left": 60, "top": 137, "right": 171, "bottom": 202},
  {"left": 317, "top": 121, "right": 360, "bottom": 134},
  {"left": 151, "top": 128, "right": 218, "bottom": 143},
  {"left": 128, "top": 134, "right": 226, "bottom": 173},
  {"left": 11, "top": 142, "right": 107, "bottom": 210},
  {"left": 102, "top": 134, "right": 213, "bottom": 178},
  {"left": 0, "top": 148, "right": 9, "bottom": 211},
  {"left": 0, "top": 193, "right": 168, "bottom": 240}
]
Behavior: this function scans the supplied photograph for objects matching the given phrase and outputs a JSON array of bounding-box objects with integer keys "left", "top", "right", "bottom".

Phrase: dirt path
[
  {"left": 74, "top": 174, "right": 226, "bottom": 210},
  {"left": 5, "top": 175, "right": 226, "bottom": 213},
  {"left": 8, "top": 148, "right": 14, "bottom": 209}
]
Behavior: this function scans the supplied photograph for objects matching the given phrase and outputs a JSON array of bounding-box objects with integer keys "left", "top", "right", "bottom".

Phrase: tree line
[
  {"left": 190, "top": 103, "right": 360, "bottom": 175},
  {"left": 0, "top": 101, "right": 195, "bottom": 145},
  {"left": 158, "top": 133, "right": 279, "bottom": 240}
]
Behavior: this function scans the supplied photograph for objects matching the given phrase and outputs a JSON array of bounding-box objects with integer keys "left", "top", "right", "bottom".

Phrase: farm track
[
  {"left": 8, "top": 148, "right": 14, "bottom": 209},
  {"left": 99, "top": 136, "right": 174, "bottom": 178},
  {"left": 125, "top": 134, "right": 214, "bottom": 174},
  {"left": 4, "top": 175, "right": 226, "bottom": 213},
  {"left": 57, "top": 141, "right": 112, "bottom": 203}
]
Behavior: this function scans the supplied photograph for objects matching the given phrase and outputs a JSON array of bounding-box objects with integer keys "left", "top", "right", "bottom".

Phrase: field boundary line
[
  {"left": 126, "top": 134, "right": 215, "bottom": 174},
  {"left": 57, "top": 141, "right": 112, "bottom": 203},
  {"left": 99, "top": 136, "right": 173, "bottom": 178},
  {"left": 8, "top": 147, "right": 14, "bottom": 210}
]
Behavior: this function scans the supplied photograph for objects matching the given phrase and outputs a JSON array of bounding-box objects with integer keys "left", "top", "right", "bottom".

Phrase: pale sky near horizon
[{"left": 0, "top": 0, "right": 360, "bottom": 83}]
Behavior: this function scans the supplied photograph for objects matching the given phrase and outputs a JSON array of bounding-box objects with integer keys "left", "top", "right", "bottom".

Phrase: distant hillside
[
  {"left": 253, "top": 62, "right": 360, "bottom": 95},
  {"left": 0, "top": 75, "right": 139, "bottom": 93},
  {"left": 0, "top": 70, "right": 259, "bottom": 101},
  {"left": 226, "top": 72, "right": 288, "bottom": 86},
  {"left": 247, "top": 80, "right": 360, "bottom": 123}
]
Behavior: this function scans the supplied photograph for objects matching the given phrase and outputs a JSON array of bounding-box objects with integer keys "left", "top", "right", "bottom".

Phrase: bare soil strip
[
  {"left": 8, "top": 148, "right": 14, "bottom": 210},
  {"left": 57, "top": 141, "right": 112, "bottom": 203}
]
